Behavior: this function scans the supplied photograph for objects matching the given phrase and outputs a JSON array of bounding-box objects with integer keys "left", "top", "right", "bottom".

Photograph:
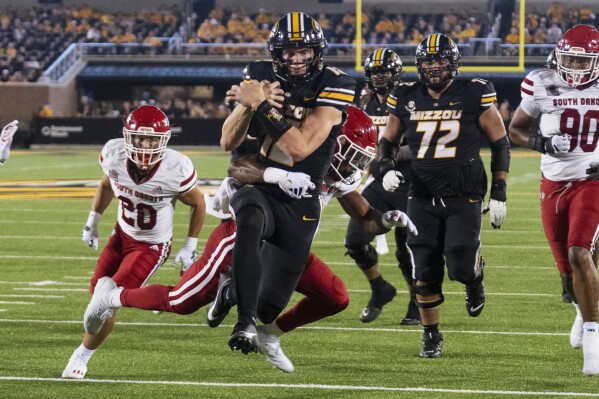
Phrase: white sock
[
  {"left": 263, "top": 321, "right": 285, "bottom": 337},
  {"left": 78, "top": 344, "right": 95, "bottom": 364},
  {"left": 109, "top": 287, "right": 124, "bottom": 308},
  {"left": 574, "top": 303, "right": 582, "bottom": 318},
  {"left": 583, "top": 322, "right": 599, "bottom": 335}
]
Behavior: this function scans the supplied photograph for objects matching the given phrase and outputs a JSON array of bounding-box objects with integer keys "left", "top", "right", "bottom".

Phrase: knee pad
[
  {"left": 235, "top": 205, "right": 265, "bottom": 234},
  {"left": 413, "top": 282, "right": 444, "bottom": 309},
  {"left": 345, "top": 243, "right": 378, "bottom": 271},
  {"left": 257, "top": 301, "right": 284, "bottom": 325}
]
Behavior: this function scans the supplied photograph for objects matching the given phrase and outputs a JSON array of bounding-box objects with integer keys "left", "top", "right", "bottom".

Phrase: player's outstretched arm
[
  {"left": 82, "top": 175, "right": 115, "bottom": 250},
  {"left": 173, "top": 186, "right": 205, "bottom": 271}
]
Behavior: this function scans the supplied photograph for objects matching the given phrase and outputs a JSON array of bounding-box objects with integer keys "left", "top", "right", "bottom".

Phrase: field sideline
[{"left": 1, "top": 148, "right": 599, "bottom": 399}]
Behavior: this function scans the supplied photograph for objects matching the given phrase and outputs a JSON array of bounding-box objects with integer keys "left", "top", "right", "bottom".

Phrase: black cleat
[
  {"left": 228, "top": 322, "right": 258, "bottom": 354},
  {"left": 207, "top": 272, "right": 233, "bottom": 328},
  {"left": 420, "top": 332, "right": 443, "bottom": 358},
  {"left": 465, "top": 258, "right": 485, "bottom": 317},
  {"left": 400, "top": 299, "right": 421, "bottom": 326},
  {"left": 360, "top": 281, "right": 397, "bottom": 323}
]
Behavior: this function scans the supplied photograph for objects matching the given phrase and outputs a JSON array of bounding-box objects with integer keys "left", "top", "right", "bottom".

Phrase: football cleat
[
  {"left": 420, "top": 332, "right": 443, "bottom": 358},
  {"left": 583, "top": 329, "right": 599, "bottom": 375},
  {"left": 62, "top": 351, "right": 87, "bottom": 379},
  {"left": 360, "top": 280, "right": 397, "bottom": 323},
  {"left": 465, "top": 259, "right": 485, "bottom": 317},
  {"left": 206, "top": 272, "right": 233, "bottom": 328},
  {"left": 256, "top": 325, "right": 295, "bottom": 373},
  {"left": 228, "top": 322, "right": 258, "bottom": 354},
  {"left": 571, "top": 314, "right": 584, "bottom": 349},
  {"left": 83, "top": 276, "right": 117, "bottom": 335},
  {"left": 399, "top": 299, "right": 421, "bottom": 326}
]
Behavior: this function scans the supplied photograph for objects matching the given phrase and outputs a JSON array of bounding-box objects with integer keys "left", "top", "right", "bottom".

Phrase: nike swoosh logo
[
  {"left": 303, "top": 97, "right": 315, "bottom": 101},
  {"left": 469, "top": 303, "right": 484, "bottom": 313},
  {"left": 468, "top": 199, "right": 480, "bottom": 203},
  {"left": 450, "top": 101, "right": 461, "bottom": 106},
  {"left": 302, "top": 216, "right": 317, "bottom": 221}
]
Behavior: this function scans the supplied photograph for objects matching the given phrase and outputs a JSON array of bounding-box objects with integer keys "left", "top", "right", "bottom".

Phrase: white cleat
[
  {"left": 375, "top": 234, "right": 389, "bottom": 255},
  {"left": 84, "top": 276, "right": 117, "bottom": 335},
  {"left": 256, "top": 325, "right": 295, "bottom": 373},
  {"left": 571, "top": 315, "right": 584, "bottom": 349},
  {"left": 583, "top": 330, "right": 599, "bottom": 376},
  {"left": 62, "top": 351, "right": 87, "bottom": 379}
]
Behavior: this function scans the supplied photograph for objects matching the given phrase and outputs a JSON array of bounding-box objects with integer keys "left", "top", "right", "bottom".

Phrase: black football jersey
[
  {"left": 387, "top": 79, "right": 497, "bottom": 198},
  {"left": 361, "top": 93, "right": 411, "bottom": 181},
  {"left": 243, "top": 61, "right": 356, "bottom": 189}
]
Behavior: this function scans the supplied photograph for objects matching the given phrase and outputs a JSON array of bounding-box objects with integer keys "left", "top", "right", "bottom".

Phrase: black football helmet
[
  {"left": 415, "top": 33, "right": 461, "bottom": 92},
  {"left": 364, "top": 48, "right": 403, "bottom": 95},
  {"left": 268, "top": 12, "right": 328, "bottom": 85}
]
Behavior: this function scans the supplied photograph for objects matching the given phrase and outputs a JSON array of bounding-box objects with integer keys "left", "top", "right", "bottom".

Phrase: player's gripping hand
[
  {"left": 0, "top": 120, "right": 18, "bottom": 164},
  {"left": 382, "top": 170, "right": 405, "bottom": 191},
  {"left": 546, "top": 134, "right": 571, "bottom": 154},
  {"left": 211, "top": 177, "right": 239, "bottom": 214},
  {"left": 264, "top": 167, "right": 315, "bottom": 199},
  {"left": 381, "top": 210, "right": 418, "bottom": 236},
  {"left": 81, "top": 211, "right": 101, "bottom": 250}
]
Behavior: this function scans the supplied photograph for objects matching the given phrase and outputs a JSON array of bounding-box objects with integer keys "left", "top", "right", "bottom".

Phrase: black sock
[
  {"left": 423, "top": 323, "right": 439, "bottom": 334},
  {"left": 369, "top": 275, "right": 386, "bottom": 289}
]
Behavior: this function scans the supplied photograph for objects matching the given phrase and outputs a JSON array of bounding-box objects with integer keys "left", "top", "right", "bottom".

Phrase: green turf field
[{"left": 1, "top": 148, "right": 598, "bottom": 399}]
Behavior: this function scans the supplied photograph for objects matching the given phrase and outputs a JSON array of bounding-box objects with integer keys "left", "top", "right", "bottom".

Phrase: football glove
[
  {"left": 381, "top": 210, "right": 418, "bottom": 236},
  {"left": 382, "top": 170, "right": 405, "bottom": 192},
  {"left": 173, "top": 237, "right": 198, "bottom": 272},
  {"left": 546, "top": 134, "right": 571, "bottom": 154},
  {"left": 81, "top": 211, "right": 101, "bottom": 250},
  {"left": 0, "top": 120, "right": 18, "bottom": 164},
  {"left": 264, "top": 167, "right": 315, "bottom": 199},
  {"left": 485, "top": 199, "right": 506, "bottom": 229},
  {"left": 211, "top": 177, "right": 238, "bottom": 215}
]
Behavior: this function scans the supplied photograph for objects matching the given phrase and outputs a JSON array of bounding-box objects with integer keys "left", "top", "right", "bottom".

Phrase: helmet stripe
[
  {"left": 289, "top": 12, "right": 302, "bottom": 40},
  {"left": 373, "top": 48, "right": 384, "bottom": 66},
  {"left": 428, "top": 34, "right": 439, "bottom": 54}
]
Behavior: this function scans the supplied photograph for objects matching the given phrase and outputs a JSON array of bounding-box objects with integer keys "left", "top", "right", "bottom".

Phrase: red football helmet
[
  {"left": 328, "top": 106, "right": 377, "bottom": 184},
  {"left": 555, "top": 24, "right": 599, "bottom": 87},
  {"left": 123, "top": 105, "right": 171, "bottom": 168}
]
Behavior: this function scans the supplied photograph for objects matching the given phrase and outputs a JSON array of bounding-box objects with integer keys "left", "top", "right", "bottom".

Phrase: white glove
[
  {"left": 381, "top": 210, "right": 418, "bottom": 236},
  {"left": 211, "top": 177, "right": 238, "bottom": 215},
  {"left": 81, "top": 211, "right": 101, "bottom": 250},
  {"left": 548, "top": 134, "right": 571, "bottom": 154},
  {"left": 264, "top": 167, "right": 315, "bottom": 199},
  {"left": 0, "top": 120, "right": 18, "bottom": 164},
  {"left": 173, "top": 237, "right": 198, "bottom": 272},
  {"left": 382, "top": 170, "right": 405, "bottom": 191},
  {"left": 487, "top": 199, "right": 506, "bottom": 229}
]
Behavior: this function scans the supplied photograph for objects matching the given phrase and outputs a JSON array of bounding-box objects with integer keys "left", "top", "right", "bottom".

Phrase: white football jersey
[
  {"left": 320, "top": 171, "right": 362, "bottom": 206},
  {"left": 519, "top": 69, "right": 599, "bottom": 181},
  {"left": 100, "top": 138, "right": 197, "bottom": 243}
]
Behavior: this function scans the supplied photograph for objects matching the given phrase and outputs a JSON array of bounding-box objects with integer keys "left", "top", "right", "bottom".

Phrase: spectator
[{"left": 39, "top": 103, "right": 54, "bottom": 118}]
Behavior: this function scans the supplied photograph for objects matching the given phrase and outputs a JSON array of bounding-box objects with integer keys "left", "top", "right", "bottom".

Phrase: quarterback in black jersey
[
  {"left": 380, "top": 34, "right": 510, "bottom": 358},
  {"left": 344, "top": 48, "right": 420, "bottom": 326},
  {"left": 220, "top": 12, "right": 355, "bottom": 354}
]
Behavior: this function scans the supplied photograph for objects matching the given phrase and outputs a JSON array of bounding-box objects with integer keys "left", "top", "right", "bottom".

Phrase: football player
[
  {"left": 0, "top": 120, "right": 19, "bottom": 166},
  {"left": 220, "top": 12, "right": 356, "bottom": 353},
  {"left": 62, "top": 105, "right": 206, "bottom": 379},
  {"left": 345, "top": 47, "right": 420, "bottom": 326},
  {"left": 379, "top": 33, "right": 510, "bottom": 358},
  {"left": 80, "top": 107, "right": 416, "bottom": 373},
  {"left": 509, "top": 24, "right": 599, "bottom": 376}
]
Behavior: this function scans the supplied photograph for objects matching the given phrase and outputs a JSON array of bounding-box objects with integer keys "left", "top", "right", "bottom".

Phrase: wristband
[
  {"left": 263, "top": 167, "right": 287, "bottom": 184},
  {"left": 527, "top": 135, "right": 546, "bottom": 154},
  {"left": 183, "top": 237, "right": 198, "bottom": 248},
  {"left": 86, "top": 211, "right": 102, "bottom": 227},
  {"left": 255, "top": 100, "right": 292, "bottom": 142},
  {"left": 490, "top": 181, "right": 507, "bottom": 202}
]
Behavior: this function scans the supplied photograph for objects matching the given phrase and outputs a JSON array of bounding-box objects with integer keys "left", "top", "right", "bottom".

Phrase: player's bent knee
[
  {"left": 235, "top": 205, "right": 265, "bottom": 233},
  {"left": 413, "top": 282, "right": 444, "bottom": 309},
  {"left": 345, "top": 243, "right": 378, "bottom": 270},
  {"left": 568, "top": 246, "right": 591, "bottom": 269},
  {"left": 330, "top": 275, "right": 350, "bottom": 312}
]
